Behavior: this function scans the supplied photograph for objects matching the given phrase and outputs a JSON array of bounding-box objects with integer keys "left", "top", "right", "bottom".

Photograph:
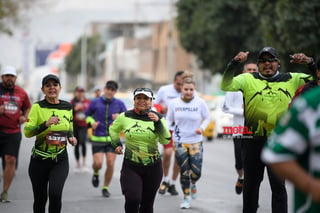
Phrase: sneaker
[
  {"left": 235, "top": 178, "right": 243, "bottom": 194},
  {"left": 180, "top": 197, "right": 191, "bottom": 209},
  {"left": 102, "top": 188, "right": 110, "bottom": 197},
  {"left": 92, "top": 174, "right": 99, "bottom": 188},
  {"left": 81, "top": 166, "right": 90, "bottom": 173},
  {"left": 0, "top": 191, "right": 10, "bottom": 203},
  {"left": 73, "top": 166, "right": 81, "bottom": 173},
  {"left": 158, "top": 181, "right": 169, "bottom": 194},
  {"left": 191, "top": 184, "right": 197, "bottom": 199},
  {"left": 168, "top": 184, "right": 178, "bottom": 195}
]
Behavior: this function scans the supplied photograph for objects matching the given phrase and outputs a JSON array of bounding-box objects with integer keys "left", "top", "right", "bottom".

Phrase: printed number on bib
[
  {"left": 4, "top": 101, "right": 18, "bottom": 114},
  {"left": 46, "top": 131, "right": 68, "bottom": 146}
]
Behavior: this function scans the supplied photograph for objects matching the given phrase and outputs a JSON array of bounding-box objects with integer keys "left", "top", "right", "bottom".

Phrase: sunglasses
[
  {"left": 133, "top": 88, "right": 154, "bottom": 96},
  {"left": 257, "top": 58, "right": 278, "bottom": 63}
]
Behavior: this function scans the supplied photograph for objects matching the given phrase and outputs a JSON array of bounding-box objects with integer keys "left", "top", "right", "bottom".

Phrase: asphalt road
[{"left": 0, "top": 136, "right": 293, "bottom": 213}]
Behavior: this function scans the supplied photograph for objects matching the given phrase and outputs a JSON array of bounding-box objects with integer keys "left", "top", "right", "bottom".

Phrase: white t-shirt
[
  {"left": 154, "top": 84, "right": 181, "bottom": 108},
  {"left": 166, "top": 96, "right": 210, "bottom": 144},
  {"left": 222, "top": 91, "right": 244, "bottom": 136}
]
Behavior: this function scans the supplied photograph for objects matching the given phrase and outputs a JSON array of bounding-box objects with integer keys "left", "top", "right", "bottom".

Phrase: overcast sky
[{"left": 0, "top": 0, "right": 173, "bottom": 70}]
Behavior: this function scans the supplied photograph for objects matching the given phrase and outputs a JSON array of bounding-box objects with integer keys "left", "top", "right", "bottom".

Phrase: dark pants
[
  {"left": 233, "top": 136, "right": 243, "bottom": 170},
  {"left": 28, "top": 151, "right": 69, "bottom": 213},
  {"left": 242, "top": 137, "right": 287, "bottom": 213},
  {"left": 120, "top": 159, "right": 163, "bottom": 213},
  {"left": 73, "top": 125, "right": 88, "bottom": 160}
]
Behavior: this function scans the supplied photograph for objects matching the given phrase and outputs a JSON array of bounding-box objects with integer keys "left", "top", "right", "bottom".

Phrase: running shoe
[
  {"left": 158, "top": 181, "right": 169, "bottom": 194},
  {"left": 191, "top": 183, "right": 197, "bottom": 199},
  {"left": 180, "top": 197, "right": 191, "bottom": 209},
  {"left": 92, "top": 174, "right": 99, "bottom": 188},
  {"left": 0, "top": 191, "right": 10, "bottom": 203},
  {"left": 81, "top": 166, "right": 90, "bottom": 173},
  {"left": 168, "top": 184, "right": 178, "bottom": 195},
  {"left": 73, "top": 166, "right": 81, "bottom": 173},
  {"left": 235, "top": 178, "right": 244, "bottom": 194},
  {"left": 102, "top": 188, "right": 110, "bottom": 197}
]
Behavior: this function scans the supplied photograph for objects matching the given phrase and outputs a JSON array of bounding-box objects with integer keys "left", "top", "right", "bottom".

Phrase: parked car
[{"left": 205, "top": 95, "right": 233, "bottom": 139}]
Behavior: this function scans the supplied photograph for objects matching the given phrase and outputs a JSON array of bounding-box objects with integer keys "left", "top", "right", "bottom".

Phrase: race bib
[
  {"left": 75, "top": 112, "right": 86, "bottom": 120},
  {"left": 4, "top": 101, "right": 18, "bottom": 114},
  {"left": 46, "top": 131, "right": 68, "bottom": 146}
]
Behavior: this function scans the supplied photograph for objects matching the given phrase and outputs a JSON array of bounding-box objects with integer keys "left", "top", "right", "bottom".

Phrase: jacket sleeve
[
  {"left": 109, "top": 113, "right": 123, "bottom": 148},
  {"left": 200, "top": 99, "right": 211, "bottom": 131},
  {"left": 24, "top": 104, "right": 48, "bottom": 138},
  {"left": 222, "top": 92, "right": 244, "bottom": 116},
  {"left": 155, "top": 116, "right": 171, "bottom": 145},
  {"left": 220, "top": 59, "right": 242, "bottom": 91}
]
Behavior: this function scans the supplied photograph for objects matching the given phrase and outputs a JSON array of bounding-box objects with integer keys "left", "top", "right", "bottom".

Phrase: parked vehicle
[{"left": 205, "top": 95, "right": 233, "bottom": 139}]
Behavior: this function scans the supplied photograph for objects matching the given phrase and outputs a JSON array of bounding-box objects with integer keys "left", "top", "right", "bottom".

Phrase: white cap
[
  {"left": 1, "top": 66, "right": 17, "bottom": 76},
  {"left": 133, "top": 88, "right": 154, "bottom": 99}
]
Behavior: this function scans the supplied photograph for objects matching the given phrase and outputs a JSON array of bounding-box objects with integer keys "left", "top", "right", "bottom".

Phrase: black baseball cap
[
  {"left": 42, "top": 74, "right": 60, "bottom": 87},
  {"left": 258, "top": 47, "right": 279, "bottom": 59},
  {"left": 105, "top": 80, "right": 118, "bottom": 90}
]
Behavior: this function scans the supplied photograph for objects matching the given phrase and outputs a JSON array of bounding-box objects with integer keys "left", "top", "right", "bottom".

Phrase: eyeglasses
[{"left": 258, "top": 58, "right": 278, "bottom": 63}]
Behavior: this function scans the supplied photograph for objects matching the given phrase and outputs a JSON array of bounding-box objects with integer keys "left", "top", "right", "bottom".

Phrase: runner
[
  {"left": 0, "top": 66, "right": 31, "bottom": 202},
  {"left": 24, "top": 74, "right": 77, "bottom": 213},
  {"left": 220, "top": 47, "right": 316, "bottom": 212},
  {"left": 85, "top": 80, "right": 127, "bottom": 197},
  {"left": 70, "top": 86, "right": 91, "bottom": 172},
  {"left": 109, "top": 87, "right": 171, "bottom": 213},
  {"left": 262, "top": 86, "right": 320, "bottom": 212},
  {"left": 166, "top": 71, "right": 210, "bottom": 209},
  {"left": 154, "top": 70, "right": 184, "bottom": 196}
]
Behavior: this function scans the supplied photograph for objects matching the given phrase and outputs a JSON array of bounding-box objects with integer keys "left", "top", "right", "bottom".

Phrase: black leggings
[
  {"left": 73, "top": 125, "right": 87, "bottom": 160},
  {"left": 120, "top": 159, "right": 163, "bottom": 213},
  {"left": 28, "top": 151, "right": 69, "bottom": 213},
  {"left": 242, "top": 138, "right": 287, "bottom": 213},
  {"left": 233, "top": 136, "right": 243, "bottom": 170}
]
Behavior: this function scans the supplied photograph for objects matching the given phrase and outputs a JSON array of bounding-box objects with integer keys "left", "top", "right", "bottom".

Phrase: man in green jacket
[{"left": 220, "top": 46, "right": 316, "bottom": 213}]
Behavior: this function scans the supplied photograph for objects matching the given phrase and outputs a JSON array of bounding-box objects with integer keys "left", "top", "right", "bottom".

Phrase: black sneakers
[
  {"left": 168, "top": 184, "right": 179, "bottom": 195},
  {"left": 158, "top": 181, "right": 169, "bottom": 194},
  {"left": 235, "top": 178, "right": 244, "bottom": 194},
  {"left": 102, "top": 188, "right": 110, "bottom": 197},
  {"left": 159, "top": 181, "right": 179, "bottom": 195},
  {"left": 92, "top": 174, "right": 99, "bottom": 188}
]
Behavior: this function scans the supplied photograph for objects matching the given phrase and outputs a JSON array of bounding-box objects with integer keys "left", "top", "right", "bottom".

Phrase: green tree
[
  {"left": 64, "top": 34, "right": 105, "bottom": 89},
  {"left": 176, "top": 0, "right": 262, "bottom": 74},
  {"left": 176, "top": 0, "right": 320, "bottom": 74},
  {"left": 249, "top": 0, "right": 320, "bottom": 72},
  {"left": 0, "top": 0, "right": 40, "bottom": 35}
]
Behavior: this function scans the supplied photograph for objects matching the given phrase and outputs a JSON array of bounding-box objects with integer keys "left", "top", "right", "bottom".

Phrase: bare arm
[{"left": 270, "top": 161, "right": 320, "bottom": 203}]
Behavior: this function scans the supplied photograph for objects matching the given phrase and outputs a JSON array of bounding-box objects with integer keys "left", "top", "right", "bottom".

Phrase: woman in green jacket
[
  {"left": 24, "top": 74, "right": 77, "bottom": 213},
  {"left": 109, "top": 88, "right": 171, "bottom": 213}
]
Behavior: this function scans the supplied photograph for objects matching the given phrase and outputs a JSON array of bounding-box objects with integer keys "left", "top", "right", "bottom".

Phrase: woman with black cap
[
  {"left": 109, "top": 87, "right": 171, "bottom": 213},
  {"left": 24, "top": 74, "right": 77, "bottom": 213}
]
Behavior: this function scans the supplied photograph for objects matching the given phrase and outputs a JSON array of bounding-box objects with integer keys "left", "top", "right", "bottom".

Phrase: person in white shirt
[
  {"left": 222, "top": 62, "right": 258, "bottom": 195},
  {"left": 154, "top": 71, "right": 184, "bottom": 196},
  {"left": 166, "top": 71, "right": 210, "bottom": 209}
]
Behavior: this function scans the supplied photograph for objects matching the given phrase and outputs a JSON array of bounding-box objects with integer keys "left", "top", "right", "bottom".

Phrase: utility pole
[
  {"left": 81, "top": 24, "right": 88, "bottom": 90},
  {"left": 167, "top": 0, "right": 175, "bottom": 82}
]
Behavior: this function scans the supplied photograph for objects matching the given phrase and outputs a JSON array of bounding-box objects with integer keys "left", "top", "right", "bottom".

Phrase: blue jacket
[{"left": 85, "top": 96, "right": 127, "bottom": 142}]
